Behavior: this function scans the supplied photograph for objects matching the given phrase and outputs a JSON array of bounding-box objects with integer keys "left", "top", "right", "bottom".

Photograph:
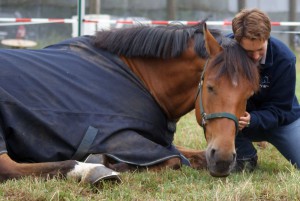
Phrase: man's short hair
[{"left": 232, "top": 8, "right": 271, "bottom": 42}]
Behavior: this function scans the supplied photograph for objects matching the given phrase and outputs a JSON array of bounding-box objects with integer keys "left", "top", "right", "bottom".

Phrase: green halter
[{"left": 195, "top": 60, "right": 239, "bottom": 136}]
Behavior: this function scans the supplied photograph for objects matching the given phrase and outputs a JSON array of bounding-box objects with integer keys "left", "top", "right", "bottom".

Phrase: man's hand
[{"left": 239, "top": 111, "right": 251, "bottom": 130}]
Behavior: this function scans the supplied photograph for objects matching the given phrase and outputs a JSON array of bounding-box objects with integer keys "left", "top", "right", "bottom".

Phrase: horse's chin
[
  {"left": 208, "top": 169, "right": 231, "bottom": 177},
  {"left": 206, "top": 152, "right": 235, "bottom": 177},
  {"left": 207, "top": 160, "right": 233, "bottom": 177}
]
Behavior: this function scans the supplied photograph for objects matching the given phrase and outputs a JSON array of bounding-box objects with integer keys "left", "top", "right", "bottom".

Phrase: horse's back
[{"left": 0, "top": 37, "right": 179, "bottom": 165}]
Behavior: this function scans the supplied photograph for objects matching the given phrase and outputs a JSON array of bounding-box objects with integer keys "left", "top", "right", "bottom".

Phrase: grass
[{"left": 0, "top": 52, "right": 299, "bottom": 201}]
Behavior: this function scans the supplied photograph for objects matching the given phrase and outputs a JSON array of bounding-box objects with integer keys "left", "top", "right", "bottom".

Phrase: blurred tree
[
  {"left": 289, "top": 0, "right": 296, "bottom": 49},
  {"left": 167, "top": 0, "right": 176, "bottom": 20},
  {"left": 237, "top": 0, "right": 246, "bottom": 11},
  {"left": 89, "top": 0, "right": 101, "bottom": 14}
]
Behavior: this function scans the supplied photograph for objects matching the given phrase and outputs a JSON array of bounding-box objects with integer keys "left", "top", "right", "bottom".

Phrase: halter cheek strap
[{"left": 196, "top": 59, "right": 239, "bottom": 136}]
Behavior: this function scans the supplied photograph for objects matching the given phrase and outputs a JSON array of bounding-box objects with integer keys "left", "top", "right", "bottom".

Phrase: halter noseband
[{"left": 195, "top": 60, "right": 239, "bottom": 136}]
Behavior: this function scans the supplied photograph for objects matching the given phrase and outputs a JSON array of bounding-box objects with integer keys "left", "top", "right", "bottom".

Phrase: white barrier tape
[
  {"left": 272, "top": 30, "right": 300, "bottom": 34},
  {"left": 221, "top": 28, "right": 300, "bottom": 34},
  {"left": 0, "top": 18, "right": 74, "bottom": 23},
  {"left": 278, "top": 22, "right": 300, "bottom": 26},
  {"left": 88, "top": 20, "right": 300, "bottom": 26},
  {"left": 0, "top": 18, "right": 74, "bottom": 26},
  {"left": 0, "top": 21, "right": 74, "bottom": 26},
  {"left": 0, "top": 18, "right": 300, "bottom": 26}
]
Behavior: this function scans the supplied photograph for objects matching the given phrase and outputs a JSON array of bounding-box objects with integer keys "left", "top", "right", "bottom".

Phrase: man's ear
[{"left": 203, "top": 23, "right": 223, "bottom": 57}]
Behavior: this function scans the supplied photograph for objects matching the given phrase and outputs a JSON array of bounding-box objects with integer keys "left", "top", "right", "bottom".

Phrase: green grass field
[{"left": 0, "top": 52, "right": 300, "bottom": 201}]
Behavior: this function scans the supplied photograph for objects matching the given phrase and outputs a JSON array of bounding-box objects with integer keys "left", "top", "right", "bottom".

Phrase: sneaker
[{"left": 233, "top": 154, "right": 258, "bottom": 172}]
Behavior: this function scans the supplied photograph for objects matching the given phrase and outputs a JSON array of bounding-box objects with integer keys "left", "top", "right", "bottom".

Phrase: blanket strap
[{"left": 71, "top": 126, "right": 98, "bottom": 161}]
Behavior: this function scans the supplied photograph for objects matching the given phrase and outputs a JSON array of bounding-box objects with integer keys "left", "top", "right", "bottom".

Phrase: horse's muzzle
[{"left": 205, "top": 147, "right": 236, "bottom": 177}]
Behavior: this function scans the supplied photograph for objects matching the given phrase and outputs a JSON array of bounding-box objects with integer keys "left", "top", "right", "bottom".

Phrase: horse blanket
[{"left": 0, "top": 36, "right": 190, "bottom": 166}]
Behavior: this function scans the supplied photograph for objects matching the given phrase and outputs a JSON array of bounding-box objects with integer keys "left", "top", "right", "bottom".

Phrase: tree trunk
[
  {"left": 89, "top": 0, "right": 101, "bottom": 14},
  {"left": 289, "top": 0, "right": 297, "bottom": 49},
  {"left": 237, "top": 0, "right": 246, "bottom": 12},
  {"left": 167, "top": 0, "right": 176, "bottom": 20}
]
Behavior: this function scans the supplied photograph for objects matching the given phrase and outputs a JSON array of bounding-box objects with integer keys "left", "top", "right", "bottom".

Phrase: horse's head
[{"left": 195, "top": 23, "right": 260, "bottom": 177}]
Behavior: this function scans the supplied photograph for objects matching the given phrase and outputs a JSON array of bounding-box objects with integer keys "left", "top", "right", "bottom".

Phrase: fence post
[{"left": 77, "top": 0, "right": 85, "bottom": 36}]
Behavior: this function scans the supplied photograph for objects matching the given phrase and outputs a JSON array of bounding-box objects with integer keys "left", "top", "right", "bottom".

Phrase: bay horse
[{"left": 0, "top": 22, "right": 259, "bottom": 185}]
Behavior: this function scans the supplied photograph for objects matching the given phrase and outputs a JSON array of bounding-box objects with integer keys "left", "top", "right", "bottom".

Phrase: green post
[{"left": 77, "top": 0, "right": 85, "bottom": 37}]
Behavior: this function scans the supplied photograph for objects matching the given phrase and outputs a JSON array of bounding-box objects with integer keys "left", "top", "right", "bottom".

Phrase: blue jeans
[{"left": 235, "top": 117, "right": 300, "bottom": 168}]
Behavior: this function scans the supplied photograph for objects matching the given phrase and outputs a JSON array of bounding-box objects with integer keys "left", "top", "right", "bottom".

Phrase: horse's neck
[{"left": 121, "top": 55, "right": 204, "bottom": 120}]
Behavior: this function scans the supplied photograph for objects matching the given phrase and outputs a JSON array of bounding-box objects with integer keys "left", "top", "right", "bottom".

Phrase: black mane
[
  {"left": 93, "top": 22, "right": 223, "bottom": 59},
  {"left": 93, "top": 23, "right": 259, "bottom": 90}
]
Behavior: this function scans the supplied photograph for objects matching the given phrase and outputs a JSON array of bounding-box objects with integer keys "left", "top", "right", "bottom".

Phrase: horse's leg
[
  {"left": 102, "top": 146, "right": 206, "bottom": 172},
  {"left": 145, "top": 157, "right": 182, "bottom": 171},
  {"left": 0, "top": 153, "right": 76, "bottom": 181},
  {"left": 0, "top": 153, "right": 120, "bottom": 184},
  {"left": 175, "top": 145, "right": 207, "bottom": 169},
  {"left": 102, "top": 154, "right": 182, "bottom": 172}
]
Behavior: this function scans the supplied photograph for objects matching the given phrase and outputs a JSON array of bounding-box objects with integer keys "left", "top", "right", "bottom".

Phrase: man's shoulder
[
  {"left": 269, "top": 36, "right": 287, "bottom": 47},
  {"left": 269, "top": 36, "right": 295, "bottom": 60},
  {"left": 269, "top": 37, "right": 292, "bottom": 52}
]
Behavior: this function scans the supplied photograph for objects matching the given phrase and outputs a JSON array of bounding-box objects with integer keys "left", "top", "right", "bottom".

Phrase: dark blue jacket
[{"left": 228, "top": 33, "right": 300, "bottom": 131}]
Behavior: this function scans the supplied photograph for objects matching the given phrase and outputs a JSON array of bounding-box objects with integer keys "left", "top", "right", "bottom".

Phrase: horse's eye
[{"left": 207, "top": 85, "right": 214, "bottom": 92}]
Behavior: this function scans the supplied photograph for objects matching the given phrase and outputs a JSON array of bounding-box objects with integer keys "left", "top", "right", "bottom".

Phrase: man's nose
[{"left": 251, "top": 52, "right": 260, "bottom": 61}]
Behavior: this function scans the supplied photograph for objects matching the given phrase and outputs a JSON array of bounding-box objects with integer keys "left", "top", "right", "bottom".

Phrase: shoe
[{"left": 233, "top": 154, "right": 258, "bottom": 172}]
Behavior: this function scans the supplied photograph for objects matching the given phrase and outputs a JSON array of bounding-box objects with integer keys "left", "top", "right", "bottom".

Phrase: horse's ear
[{"left": 203, "top": 23, "right": 223, "bottom": 57}]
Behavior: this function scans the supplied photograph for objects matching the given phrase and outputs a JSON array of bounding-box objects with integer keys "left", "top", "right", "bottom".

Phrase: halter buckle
[{"left": 201, "top": 112, "right": 207, "bottom": 126}]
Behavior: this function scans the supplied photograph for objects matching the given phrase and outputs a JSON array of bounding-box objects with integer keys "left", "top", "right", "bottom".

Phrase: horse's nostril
[
  {"left": 233, "top": 153, "right": 237, "bottom": 160},
  {"left": 210, "top": 148, "right": 216, "bottom": 157}
]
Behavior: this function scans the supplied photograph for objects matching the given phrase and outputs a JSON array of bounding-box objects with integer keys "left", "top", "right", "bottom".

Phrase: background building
[{"left": 0, "top": 0, "right": 299, "bottom": 48}]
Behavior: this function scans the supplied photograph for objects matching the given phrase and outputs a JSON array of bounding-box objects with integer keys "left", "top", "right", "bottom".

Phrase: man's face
[{"left": 239, "top": 38, "right": 267, "bottom": 63}]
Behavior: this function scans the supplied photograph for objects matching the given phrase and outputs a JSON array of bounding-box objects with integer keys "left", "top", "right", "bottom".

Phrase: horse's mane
[
  {"left": 93, "top": 22, "right": 222, "bottom": 59},
  {"left": 93, "top": 23, "right": 259, "bottom": 90}
]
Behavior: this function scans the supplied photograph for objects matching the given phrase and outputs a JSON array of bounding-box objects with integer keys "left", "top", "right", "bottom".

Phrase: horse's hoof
[
  {"left": 67, "top": 162, "right": 122, "bottom": 185},
  {"left": 82, "top": 165, "right": 122, "bottom": 185}
]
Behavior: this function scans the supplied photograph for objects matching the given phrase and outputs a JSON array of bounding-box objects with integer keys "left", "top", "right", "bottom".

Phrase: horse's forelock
[{"left": 208, "top": 40, "right": 260, "bottom": 91}]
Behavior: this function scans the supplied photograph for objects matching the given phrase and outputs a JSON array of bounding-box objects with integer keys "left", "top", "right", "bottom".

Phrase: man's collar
[
  {"left": 260, "top": 40, "right": 268, "bottom": 64},
  {"left": 261, "top": 38, "right": 273, "bottom": 67}
]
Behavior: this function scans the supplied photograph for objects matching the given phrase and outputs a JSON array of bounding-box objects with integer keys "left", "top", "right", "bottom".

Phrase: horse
[{"left": 0, "top": 22, "right": 259, "bottom": 185}]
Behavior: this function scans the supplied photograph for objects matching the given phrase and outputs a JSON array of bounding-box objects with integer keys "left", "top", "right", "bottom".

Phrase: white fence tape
[
  {"left": 0, "top": 18, "right": 299, "bottom": 34},
  {"left": 0, "top": 18, "right": 300, "bottom": 26}
]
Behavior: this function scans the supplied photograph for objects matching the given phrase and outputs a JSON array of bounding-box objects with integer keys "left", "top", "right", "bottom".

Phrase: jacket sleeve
[{"left": 248, "top": 56, "right": 297, "bottom": 130}]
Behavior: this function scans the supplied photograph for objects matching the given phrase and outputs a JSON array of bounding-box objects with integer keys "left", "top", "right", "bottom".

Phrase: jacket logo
[{"left": 260, "top": 76, "right": 270, "bottom": 88}]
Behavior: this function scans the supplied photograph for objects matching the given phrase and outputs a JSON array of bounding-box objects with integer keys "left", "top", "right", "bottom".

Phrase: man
[{"left": 228, "top": 8, "right": 300, "bottom": 171}]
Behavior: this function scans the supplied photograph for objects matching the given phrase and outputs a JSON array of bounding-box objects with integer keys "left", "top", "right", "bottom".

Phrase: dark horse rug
[{"left": 0, "top": 36, "right": 190, "bottom": 166}]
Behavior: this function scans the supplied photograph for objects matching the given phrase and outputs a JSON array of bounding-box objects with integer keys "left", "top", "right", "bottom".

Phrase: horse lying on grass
[{"left": 0, "top": 23, "right": 259, "bottom": 185}]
